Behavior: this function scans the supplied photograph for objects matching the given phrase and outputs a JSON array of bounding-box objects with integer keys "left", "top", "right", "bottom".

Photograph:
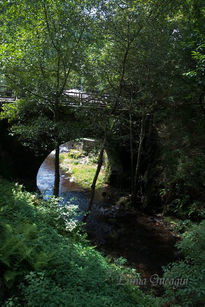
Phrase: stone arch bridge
[{"left": 0, "top": 89, "right": 130, "bottom": 190}]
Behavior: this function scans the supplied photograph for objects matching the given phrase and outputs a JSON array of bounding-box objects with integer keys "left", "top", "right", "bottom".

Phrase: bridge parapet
[
  {"left": 0, "top": 88, "right": 128, "bottom": 112},
  {"left": 0, "top": 85, "right": 16, "bottom": 104}
]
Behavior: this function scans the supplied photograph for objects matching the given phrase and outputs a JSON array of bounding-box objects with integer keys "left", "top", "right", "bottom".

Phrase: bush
[
  {"left": 67, "top": 149, "right": 84, "bottom": 159},
  {"left": 163, "top": 220, "right": 205, "bottom": 306}
]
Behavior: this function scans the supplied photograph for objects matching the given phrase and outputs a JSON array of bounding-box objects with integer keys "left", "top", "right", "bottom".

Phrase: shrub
[
  {"left": 67, "top": 149, "right": 84, "bottom": 159},
  {"left": 163, "top": 220, "right": 205, "bottom": 306}
]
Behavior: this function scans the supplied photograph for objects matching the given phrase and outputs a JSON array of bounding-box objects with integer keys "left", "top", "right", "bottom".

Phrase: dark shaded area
[
  {"left": 86, "top": 205, "right": 179, "bottom": 293},
  {"left": 0, "top": 119, "right": 46, "bottom": 189}
]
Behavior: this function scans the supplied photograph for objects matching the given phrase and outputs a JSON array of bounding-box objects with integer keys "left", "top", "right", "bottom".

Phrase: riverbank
[
  {"left": 59, "top": 148, "right": 107, "bottom": 189},
  {"left": 85, "top": 203, "right": 181, "bottom": 294}
]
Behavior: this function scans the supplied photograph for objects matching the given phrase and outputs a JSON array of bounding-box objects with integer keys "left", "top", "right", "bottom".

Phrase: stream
[
  {"left": 37, "top": 147, "right": 179, "bottom": 294},
  {"left": 37, "top": 150, "right": 89, "bottom": 211}
]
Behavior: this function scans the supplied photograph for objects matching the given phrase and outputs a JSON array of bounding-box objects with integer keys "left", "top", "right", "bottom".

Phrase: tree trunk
[
  {"left": 129, "top": 102, "right": 134, "bottom": 196},
  {"left": 53, "top": 96, "right": 60, "bottom": 197},
  {"left": 53, "top": 144, "right": 60, "bottom": 197},
  {"left": 83, "top": 144, "right": 105, "bottom": 221},
  {"left": 132, "top": 113, "right": 146, "bottom": 205}
]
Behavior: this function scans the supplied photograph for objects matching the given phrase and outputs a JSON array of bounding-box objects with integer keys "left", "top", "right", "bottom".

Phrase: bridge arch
[
  {"left": 0, "top": 90, "right": 130, "bottom": 191},
  {"left": 36, "top": 138, "right": 127, "bottom": 196}
]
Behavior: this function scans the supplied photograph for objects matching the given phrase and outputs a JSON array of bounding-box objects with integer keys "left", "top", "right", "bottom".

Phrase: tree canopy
[{"left": 0, "top": 0, "right": 205, "bottom": 209}]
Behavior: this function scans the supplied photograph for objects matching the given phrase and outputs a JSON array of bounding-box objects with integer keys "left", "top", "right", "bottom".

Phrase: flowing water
[
  {"left": 37, "top": 150, "right": 90, "bottom": 211},
  {"left": 37, "top": 144, "right": 111, "bottom": 211}
]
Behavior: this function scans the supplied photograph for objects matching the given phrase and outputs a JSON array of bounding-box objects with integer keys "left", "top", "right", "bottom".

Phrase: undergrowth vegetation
[
  {"left": 158, "top": 106, "right": 205, "bottom": 220},
  {"left": 0, "top": 177, "right": 204, "bottom": 306},
  {"left": 163, "top": 220, "right": 205, "bottom": 306},
  {"left": 0, "top": 177, "right": 163, "bottom": 307}
]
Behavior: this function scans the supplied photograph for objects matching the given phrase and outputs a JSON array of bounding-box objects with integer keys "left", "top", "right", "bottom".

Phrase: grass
[{"left": 60, "top": 149, "right": 106, "bottom": 189}]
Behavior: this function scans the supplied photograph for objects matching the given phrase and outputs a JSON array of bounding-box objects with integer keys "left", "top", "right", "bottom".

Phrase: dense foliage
[
  {"left": 0, "top": 0, "right": 204, "bottom": 216},
  {"left": 157, "top": 104, "right": 205, "bottom": 219},
  {"left": 0, "top": 1, "right": 205, "bottom": 305},
  {"left": 0, "top": 177, "right": 163, "bottom": 306},
  {"left": 1, "top": 178, "right": 205, "bottom": 306},
  {"left": 163, "top": 220, "right": 205, "bottom": 306}
]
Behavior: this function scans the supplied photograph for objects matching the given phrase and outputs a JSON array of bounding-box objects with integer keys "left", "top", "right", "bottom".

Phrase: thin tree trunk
[
  {"left": 129, "top": 98, "right": 134, "bottom": 195},
  {"left": 88, "top": 147, "right": 104, "bottom": 211},
  {"left": 83, "top": 142, "right": 105, "bottom": 221},
  {"left": 132, "top": 113, "right": 146, "bottom": 205},
  {"left": 53, "top": 93, "right": 60, "bottom": 197},
  {"left": 53, "top": 143, "right": 60, "bottom": 197}
]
